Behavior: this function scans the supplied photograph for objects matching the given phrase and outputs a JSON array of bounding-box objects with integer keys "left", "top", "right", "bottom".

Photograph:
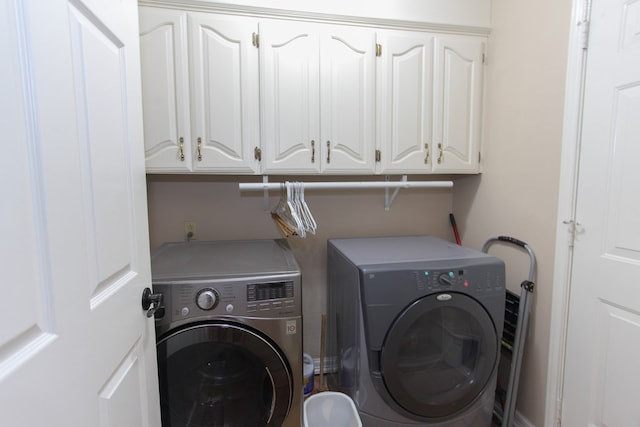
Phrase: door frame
[{"left": 544, "top": 0, "right": 591, "bottom": 425}]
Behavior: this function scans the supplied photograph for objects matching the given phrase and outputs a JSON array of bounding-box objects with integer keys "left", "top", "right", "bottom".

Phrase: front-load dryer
[
  {"left": 327, "top": 236, "right": 505, "bottom": 426},
  {"left": 151, "top": 239, "right": 303, "bottom": 427}
]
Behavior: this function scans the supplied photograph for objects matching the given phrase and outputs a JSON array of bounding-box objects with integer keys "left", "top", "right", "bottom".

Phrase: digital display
[{"left": 247, "top": 281, "right": 294, "bottom": 302}]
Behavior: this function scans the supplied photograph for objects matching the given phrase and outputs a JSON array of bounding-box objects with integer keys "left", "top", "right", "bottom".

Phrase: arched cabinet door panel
[{"left": 433, "top": 36, "right": 485, "bottom": 174}]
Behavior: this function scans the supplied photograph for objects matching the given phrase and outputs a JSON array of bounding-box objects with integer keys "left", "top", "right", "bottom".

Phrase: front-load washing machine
[
  {"left": 327, "top": 236, "right": 505, "bottom": 426},
  {"left": 151, "top": 239, "right": 303, "bottom": 427}
]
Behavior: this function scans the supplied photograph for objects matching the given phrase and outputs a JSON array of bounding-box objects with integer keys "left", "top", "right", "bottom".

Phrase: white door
[
  {"left": 261, "top": 20, "right": 321, "bottom": 174},
  {"left": 189, "top": 13, "right": 261, "bottom": 174},
  {"left": 432, "top": 36, "right": 484, "bottom": 173},
  {"left": 320, "top": 25, "right": 376, "bottom": 174},
  {"left": 0, "top": 1, "right": 160, "bottom": 426},
  {"left": 377, "top": 30, "right": 434, "bottom": 174},
  {"left": 139, "top": 7, "right": 192, "bottom": 172},
  {"left": 562, "top": 0, "right": 640, "bottom": 424}
]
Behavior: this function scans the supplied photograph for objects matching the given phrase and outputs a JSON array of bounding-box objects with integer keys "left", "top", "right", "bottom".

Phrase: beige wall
[
  {"left": 147, "top": 175, "right": 454, "bottom": 357},
  {"left": 453, "top": 0, "right": 572, "bottom": 425}
]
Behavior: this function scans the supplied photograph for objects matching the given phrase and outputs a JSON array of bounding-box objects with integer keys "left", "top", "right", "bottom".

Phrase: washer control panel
[
  {"left": 152, "top": 275, "right": 301, "bottom": 328},
  {"left": 246, "top": 281, "right": 296, "bottom": 314}
]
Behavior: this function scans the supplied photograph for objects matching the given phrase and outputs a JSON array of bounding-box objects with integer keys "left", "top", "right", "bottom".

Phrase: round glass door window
[
  {"left": 157, "top": 322, "right": 292, "bottom": 427},
  {"left": 380, "top": 292, "right": 498, "bottom": 419}
]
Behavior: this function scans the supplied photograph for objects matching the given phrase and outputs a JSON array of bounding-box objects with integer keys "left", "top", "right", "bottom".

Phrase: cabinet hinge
[
  {"left": 254, "top": 146, "right": 262, "bottom": 161},
  {"left": 482, "top": 52, "right": 486, "bottom": 64},
  {"left": 376, "top": 43, "right": 382, "bottom": 57},
  {"left": 478, "top": 151, "right": 481, "bottom": 163},
  {"left": 375, "top": 149, "right": 381, "bottom": 162},
  {"left": 252, "top": 32, "right": 259, "bottom": 48}
]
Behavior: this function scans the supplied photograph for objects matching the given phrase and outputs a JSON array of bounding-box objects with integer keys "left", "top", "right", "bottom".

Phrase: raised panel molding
[
  {"left": 68, "top": 6, "right": 135, "bottom": 306},
  {"left": 0, "top": 0, "right": 57, "bottom": 380},
  {"left": 139, "top": 17, "right": 185, "bottom": 162},
  {"left": 260, "top": 22, "right": 320, "bottom": 173},
  {"left": 377, "top": 30, "right": 433, "bottom": 174},
  {"left": 139, "top": 8, "right": 191, "bottom": 172}
]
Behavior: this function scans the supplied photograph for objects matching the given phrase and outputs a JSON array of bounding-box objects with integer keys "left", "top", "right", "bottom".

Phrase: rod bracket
[{"left": 384, "top": 175, "right": 407, "bottom": 211}]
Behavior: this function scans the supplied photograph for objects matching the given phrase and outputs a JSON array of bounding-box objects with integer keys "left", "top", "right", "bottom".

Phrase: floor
[{"left": 309, "top": 375, "right": 506, "bottom": 427}]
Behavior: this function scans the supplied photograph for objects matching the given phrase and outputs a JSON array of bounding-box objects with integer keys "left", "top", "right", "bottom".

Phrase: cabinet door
[
  {"left": 139, "top": 7, "right": 191, "bottom": 172},
  {"left": 433, "top": 36, "right": 485, "bottom": 173},
  {"left": 189, "top": 13, "right": 261, "bottom": 173},
  {"left": 320, "top": 26, "right": 376, "bottom": 174},
  {"left": 261, "top": 21, "right": 321, "bottom": 174},
  {"left": 377, "top": 31, "right": 433, "bottom": 174}
]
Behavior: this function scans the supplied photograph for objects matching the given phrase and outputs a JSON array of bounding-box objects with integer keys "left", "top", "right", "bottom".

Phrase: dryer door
[
  {"left": 157, "top": 322, "right": 292, "bottom": 427},
  {"left": 379, "top": 292, "right": 498, "bottom": 420}
]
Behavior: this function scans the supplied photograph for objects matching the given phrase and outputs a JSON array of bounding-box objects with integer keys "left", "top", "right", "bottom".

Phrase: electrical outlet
[{"left": 184, "top": 221, "right": 197, "bottom": 241}]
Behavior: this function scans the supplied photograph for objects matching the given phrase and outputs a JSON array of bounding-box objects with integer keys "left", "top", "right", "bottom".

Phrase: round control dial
[
  {"left": 196, "top": 288, "right": 219, "bottom": 310},
  {"left": 438, "top": 273, "right": 454, "bottom": 286}
]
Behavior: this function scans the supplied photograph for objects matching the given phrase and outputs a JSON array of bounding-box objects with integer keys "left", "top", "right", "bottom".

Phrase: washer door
[
  {"left": 379, "top": 292, "right": 498, "bottom": 420},
  {"left": 157, "top": 322, "right": 292, "bottom": 427}
]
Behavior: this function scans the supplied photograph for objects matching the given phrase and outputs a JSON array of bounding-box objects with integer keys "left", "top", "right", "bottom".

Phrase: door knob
[{"left": 141, "top": 287, "right": 163, "bottom": 318}]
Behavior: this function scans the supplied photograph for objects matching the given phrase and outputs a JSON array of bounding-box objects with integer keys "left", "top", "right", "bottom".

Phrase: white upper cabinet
[
  {"left": 260, "top": 21, "right": 377, "bottom": 174},
  {"left": 139, "top": 3, "right": 488, "bottom": 175},
  {"left": 377, "top": 30, "right": 434, "bottom": 174},
  {"left": 139, "top": 7, "right": 191, "bottom": 172},
  {"left": 189, "top": 13, "right": 261, "bottom": 173},
  {"left": 377, "top": 31, "right": 485, "bottom": 174},
  {"left": 432, "top": 36, "right": 485, "bottom": 173},
  {"left": 259, "top": 21, "right": 320, "bottom": 173},
  {"left": 320, "top": 25, "right": 377, "bottom": 174},
  {"left": 139, "top": 7, "right": 261, "bottom": 174}
]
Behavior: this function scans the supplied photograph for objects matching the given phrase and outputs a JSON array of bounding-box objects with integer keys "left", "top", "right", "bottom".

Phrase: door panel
[
  {"left": 562, "top": 0, "right": 640, "bottom": 424},
  {"left": 139, "top": 8, "right": 191, "bottom": 172},
  {"left": 378, "top": 31, "right": 433, "bottom": 173},
  {"left": 261, "top": 21, "right": 320, "bottom": 173},
  {"left": 98, "top": 348, "right": 147, "bottom": 427},
  {"left": 320, "top": 27, "right": 376, "bottom": 173},
  {"left": 0, "top": 0, "right": 57, "bottom": 376},
  {"left": 604, "top": 85, "right": 640, "bottom": 260},
  {"left": 68, "top": 5, "right": 134, "bottom": 299},
  {"left": 0, "top": 1, "right": 160, "bottom": 425},
  {"left": 190, "top": 13, "right": 260, "bottom": 173},
  {"left": 433, "top": 36, "right": 484, "bottom": 173}
]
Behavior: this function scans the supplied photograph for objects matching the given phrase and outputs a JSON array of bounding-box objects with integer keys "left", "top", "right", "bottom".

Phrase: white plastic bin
[{"left": 303, "top": 392, "right": 362, "bottom": 427}]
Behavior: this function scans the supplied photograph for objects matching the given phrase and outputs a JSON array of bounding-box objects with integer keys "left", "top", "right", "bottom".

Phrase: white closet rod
[
  {"left": 239, "top": 177, "right": 453, "bottom": 211},
  {"left": 238, "top": 180, "right": 453, "bottom": 191}
]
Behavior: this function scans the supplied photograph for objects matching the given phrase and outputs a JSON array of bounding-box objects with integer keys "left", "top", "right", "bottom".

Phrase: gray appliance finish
[
  {"left": 152, "top": 239, "right": 303, "bottom": 427},
  {"left": 327, "top": 236, "right": 505, "bottom": 427}
]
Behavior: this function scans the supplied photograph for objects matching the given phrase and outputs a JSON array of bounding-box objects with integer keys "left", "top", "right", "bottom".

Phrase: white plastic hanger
[
  {"left": 297, "top": 181, "right": 317, "bottom": 234},
  {"left": 286, "top": 181, "right": 305, "bottom": 237}
]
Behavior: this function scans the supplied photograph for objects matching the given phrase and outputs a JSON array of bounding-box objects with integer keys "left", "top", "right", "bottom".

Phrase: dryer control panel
[{"left": 413, "top": 266, "right": 503, "bottom": 292}]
